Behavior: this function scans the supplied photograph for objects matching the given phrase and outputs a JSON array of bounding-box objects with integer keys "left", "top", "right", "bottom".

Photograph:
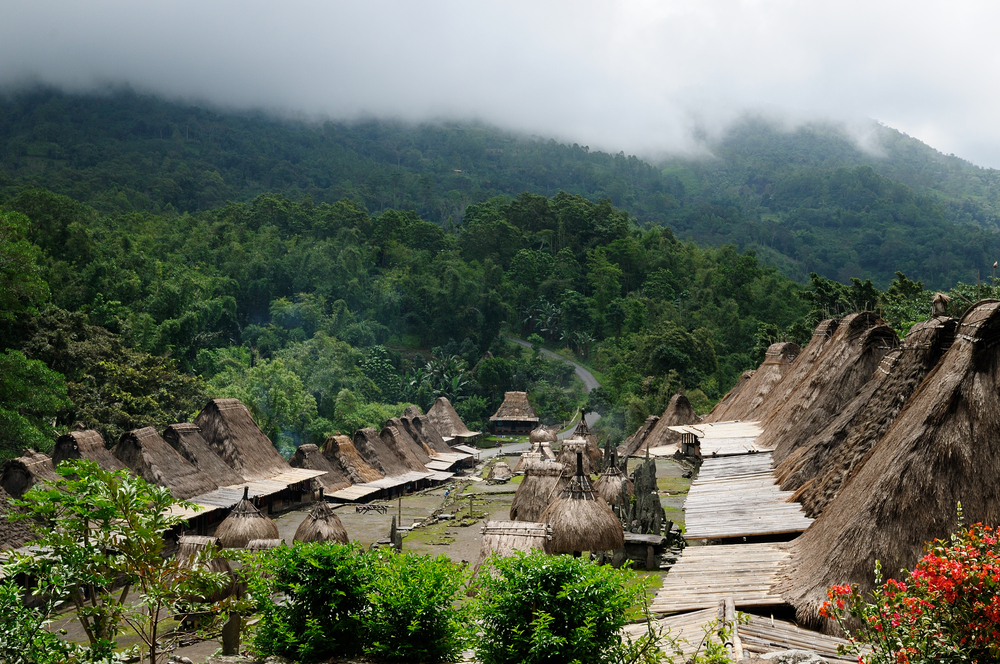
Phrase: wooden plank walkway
[
  {"left": 739, "top": 614, "right": 861, "bottom": 662},
  {"left": 653, "top": 420, "right": 766, "bottom": 457},
  {"left": 621, "top": 608, "right": 718, "bottom": 661},
  {"left": 650, "top": 543, "right": 790, "bottom": 614},
  {"left": 683, "top": 453, "right": 813, "bottom": 540}
]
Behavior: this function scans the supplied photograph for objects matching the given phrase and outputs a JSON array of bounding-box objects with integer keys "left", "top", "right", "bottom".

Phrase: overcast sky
[{"left": 3, "top": 1, "right": 1000, "bottom": 167}]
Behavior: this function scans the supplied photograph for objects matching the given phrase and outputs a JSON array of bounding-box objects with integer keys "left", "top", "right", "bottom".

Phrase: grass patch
[
  {"left": 663, "top": 505, "right": 685, "bottom": 528},
  {"left": 657, "top": 477, "right": 691, "bottom": 494}
]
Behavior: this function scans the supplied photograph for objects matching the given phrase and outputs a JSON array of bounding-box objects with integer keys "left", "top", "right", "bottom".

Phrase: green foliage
[
  {"left": 0, "top": 209, "right": 49, "bottom": 320},
  {"left": 0, "top": 349, "right": 70, "bottom": 461},
  {"left": 473, "top": 550, "right": 643, "bottom": 664},
  {"left": 0, "top": 579, "right": 76, "bottom": 664}
]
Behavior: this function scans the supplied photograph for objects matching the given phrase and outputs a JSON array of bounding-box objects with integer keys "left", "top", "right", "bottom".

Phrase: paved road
[{"left": 506, "top": 336, "right": 602, "bottom": 438}]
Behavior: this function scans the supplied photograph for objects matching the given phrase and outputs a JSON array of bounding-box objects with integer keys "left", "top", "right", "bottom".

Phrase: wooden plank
[
  {"left": 621, "top": 608, "right": 720, "bottom": 660},
  {"left": 738, "top": 614, "right": 862, "bottom": 662}
]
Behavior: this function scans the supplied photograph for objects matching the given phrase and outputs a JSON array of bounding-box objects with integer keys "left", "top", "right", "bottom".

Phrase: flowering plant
[{"left": 821, "top": 506, "right": 1000, "bottom": 663}]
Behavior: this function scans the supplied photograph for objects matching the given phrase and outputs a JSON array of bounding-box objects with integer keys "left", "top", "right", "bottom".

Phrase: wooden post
[
  {"left": 717, "top": 597, "right": 743, "bottom": 661},
  {"left": 398, "top": 492, "right": 402, "bottom": 526}
]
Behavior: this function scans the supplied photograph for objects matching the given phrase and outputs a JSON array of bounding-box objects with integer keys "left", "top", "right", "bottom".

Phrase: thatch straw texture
[
  {"left": 490, "top": 391, "right": 539, "bottom": 423},
  {"left": 194, "top": 399, "right": 291, "bottom": 482},
  {"left": 541, "top": 454, "right": 624, "bottom": 553},
  {"left": 1, "top": 451, "right": 60, "bottom": 498},
  {"left": 488, "top": 462, "right": 513, "bottom": 481},
  {"left": 759, "top": 313, "right": 899, "bottom": 465},
  {"left": 322, "top": 435, "right": 383, "bottom": 484},
  {"left": 246, "top": 539, "right": 283, "bottom": 551},
  {"left": 706, "top": 342, "right": 801, "bottom": 423},
  {"left": 401, "top": 406, "right": 454, "bottom": 454},
  {"left": 175, "top": 535, "right": 233, "bottom": 602},
  {"left": 472, "top": 520, "right": 552, "bottom": 575},
  {"left": 529, "top": 426, "right": 556, "bottom": 444},
  {"left": 776, "top": 316, "right": 957, "bottom": 517},
  {"left": 215, "top": 488, "right": 280, "bottom": 549},
  {"left": 353, "top": 428, "right": 417, "bottom": 477},
  {"left": 0, "top": 486, "right": 35, "bottom": 550},
  {"left": 53, "top": 430, "right": 125, "bottom": 471},
  {"left": 293, "top": 501, "right": 349, "bottom": 543},
  {"left": 635, "top": 394, "right": 701, "bottom": 454},
  {"left": 113, "top": 427, "right": 219, "bottom": 500},
  {"left": 289, "top": 444, "right": 350, "bottom": 492},
  {"left": 383, "top": 419, "right": 432, "bottom": 465},
  {"left": 594, "top": 452, "right": 634, "bottom": 507},
  {"left": 570, "top": 418, "right": 603, "bottom": 465},
  {"left": 513, "top": 451, "right": 542, "bottom": 472},
  {"left": 777, "top": 300, "right": 1000, "bottom": 626},
  {"left": 426, "top": 397, "right": 480, "bottom": 441},
  {"left": 618, "top": 415, "right": 659, "bottom": 458},
  {"left": 163, "top": 423, "right": 245, "bottom": 487},
  {"left": 510, "top": 462, "right": 567, "bottom": 522},
  {"left": 556, "top": 438, "right": 597, "bottom": 476}
]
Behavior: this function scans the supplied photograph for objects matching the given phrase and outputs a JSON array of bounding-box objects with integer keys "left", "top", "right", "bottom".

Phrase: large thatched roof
[
  {"left": 53, "top": 430, "right": 126, "bottom": 472},
  {"left": 353, "top": 427, "right": 421, "bottom": 477},
  {"left": 400, "top": 406, "right": 454, "bottom": 455},
  {"left": 114, "top": 427, "right": 220, "bottom": 500},
  {"left": 633, "top": 394, "right": 701, "bottom": 454},
  {"left": 510, "top": 462, "right": 567, "bottom": 522},
  {"left": 776, "top": 316, "right": 957, "bottom": 517},
  {"left": 1, "top": 451, "right": 60, "bottom": 499},
  {"left": 289, "top": 444, "right": 350, "bottom": 492},
  {"left": 0, "top": 486, "right": 35, "bottom": 551},
  {"left": 163, "top": 423, "right": 245, "bottom": 487},
  {"left": 426, "top": 397, "right": 480, "bottom": 440},
  {"left": 706, "top": 342, "right": 801, "bottom": 423},
  {"left": 541, "top": 453, "right": 624, "bottom": 553},
  {"left": 758, "top": 313, "right": 899, "bottom": 466},
  {"left": 322, "top": 434, "right": 383, "bottom": 483},
  {"left": 215, "top": 487, "right": 280, "bottom": 548},
  {"left": 490, "top": 391, "right": 539, "bottom": 422},
  {"left": 293, "top": 500, "right": 349, "bottom": 544},
  {"left": 382, "top": 419, "right": 432, "bottom": 465},
  {"left": 777, "top": 300, "right": 1000, "bottom": 626},
  {"left": 194, "top": 399, "right": 291, "bottom": 482},
  {"left": 618, "top": 415, "right": 659, "bottom": 458}
]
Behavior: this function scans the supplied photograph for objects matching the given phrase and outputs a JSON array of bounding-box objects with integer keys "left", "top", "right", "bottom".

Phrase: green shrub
[{"left": 473, "top": 550, "right": 643, "bottom": 664}]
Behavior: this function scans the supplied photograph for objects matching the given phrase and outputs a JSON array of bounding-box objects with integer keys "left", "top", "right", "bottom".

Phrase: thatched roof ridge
[
  {"left": 426, "top": 397, "right": 479, "bottom": 439},
  {"left": 0, "top": 486, "right": 35, "bottom": 551},
  {"left": 193, "top": 399, "right": 291, "bottom": 482},
  {"left": 383, "top": 419, "right": 433, "bottom": 464},
  {"left": 638, "top": 394, "right": 701, "bottom": 453},
  {"left": 776, "top": 316, "right": 957, "bottom": 517},
  {"left": 490, "top": 391, "right": 539, "bottom": 422},
  {"left": 541, "top": 453, "right": 624, "bottom": 553},
  {"left": 472, "top": 520, "right": 552, "bottom": 575},
  {"left": 705, "top": 369, "right": 755, "bottom": 421},
  {"left": 509, "top": 462, "right": 567, "bottom": 522},
  {"left": 216, "top": 487, "right": 280, "bottom": 548},
  {"left": 759, "top": 313, "right": 899, "bottom": 465},
  {"left": 293, "top": 500, "right": 349, "bottom": 543},
  {"left": 1, "top": 451, "right": 60, "bottom": 499},
  {"left": 706, "top": 342, "right": 801, "bottom": 423},
  {"left": 353, "top": 428, "right": 418, "bottom": 477},
  {"left": 617, "top": 415, "right": 659, "bottom": 458},
  {"left": 400, "top": 408, "right": 453, "bottom": 454},
  {"left": 777, "top": 300, "right": 1000, "bottom": 626},
  {"left": 322, "top": 435, "right": 383, "bottom": 484},
  {"left": 113, "top": 427, "right": 219, "bottom": 500},
  {"left": 53, "top": 430, "right": 125, "bottom": 472},
  {"left": 289, "top": 444, "right": 350, "bottom": 492},
  {"left": 163, "top": 423, "right": 245, "bottom": 487}
]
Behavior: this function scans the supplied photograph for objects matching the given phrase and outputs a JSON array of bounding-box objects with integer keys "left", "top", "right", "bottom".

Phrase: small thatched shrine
[
  {"left": 322, "top": 434, "right": 383, "bottom": 484},
  {"left": 487, "top": 462, "right": 513, "bottom": 482},
  {"left": 113, "top": 427, "right": 219, "bottom": 500},
  {"left": 293, "top": 499, "right": 349, "bottom": 544},
  {"left": 246, "top": 539, "right": 283, "bottom": 551},
  {"left": 513, "top": 451, "right": 542, "bottom": 472},
  {"left": 490, "top": 391, "right": 540, "bottom": 434},
  {"left": 705, "top": 342, "right": 800, "bottom": 423},
  {"left": 472, "top": 520, "right": 552, "bottom": 576},
  {"left": 216, "top": 487, "right": 280, "bottom": 549},
  {"left": 289, "top": 444, "right": 351, "bottom": 493},
  {"left": 570, "top": 417, "right": 604, "bottom": 466},
  {"left": 541, "top": 453, "right": 624, "bottom": 555},
  {"left": 556, "top": 438, "right": 597, "bottom": 477},
  {"left": 194, "top": 399, "right": 291, "bottom": 482},
  {"left": 53, "top": 430, "right": 126, "bottom": 472},
  {"left": 510, "top": 462, "right": 566, "bottom": 522},
  {"left": 593, "top": 450, "right": 633, "bottom": 508},
  {"left": 426, "top": 396, "right": 481, "bottom": 444},
  {"left": 400, "top": 406, "right": 454, "bottom": 454},
  {"left": 528, "top": 426, "right": 557, "bottom": 460},
  {"left": 163, "top": 423, "right": 245, "bottom": 487},
  {"left": 1, "top": 451, "right": 60, "bottom": 498},
  {"left": 175, "top": 535, "right": 233, "bottom": 602},
  {"left": 777, "top": 300, "right": 1000, "bottom": 626}
]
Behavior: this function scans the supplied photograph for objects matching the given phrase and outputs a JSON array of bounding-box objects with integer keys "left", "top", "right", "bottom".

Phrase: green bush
[{"left": 473, "top": 550, "right": 643, "bottom": 664}]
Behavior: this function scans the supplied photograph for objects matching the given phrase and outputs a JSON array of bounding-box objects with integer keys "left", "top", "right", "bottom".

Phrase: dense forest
[{"left": 0, "top": 87, "right": 992, "bottom": 462}]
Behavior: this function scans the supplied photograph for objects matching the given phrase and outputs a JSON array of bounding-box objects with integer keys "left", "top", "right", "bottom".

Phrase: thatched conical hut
[
  {"left": 322, "top": 435, "right": 383, "bottom": 484},
  {"left": 246, "top": 539, "right": 283, "bottom": 551},
  {"left": 426, "top": 396, "right": 481, "bottom": 444},
  {"left": 400, "top": 406, "right": 454, "bottom": 455},
  {"left": 53, "top": 430, "right": 125, "bottom": 472},
  {"left": 594, "top": 450, "right": 633, "bottom": 507},
  {"left": 289, "top": 444, "right": 351, "bottom": 493},
  {"left": 758, "top": 313, "right": 899, "bottom": 465},
  {"left": 705, "top": 342, "right": 801, "bottom": 423},
  {"left": 487, "top": 462, "right": 513, "bottom": 482},
  {"left": 528, "top": 426, "right": 557, "bottom": 460},
  {"left": 618, "top": 415, "right": 659, "bottom": 458},
  {"left": 113, "top": 427, "right": 219, "bottom": 500},
  {"left": 541, "top": 453, "right": 624, "bottom": 554},
  {"left": 215, "top": 487, "right": 280, "bottom": 549},
  {"left": 490, "top": 391, "right": 540, "bottom": 434},
  {"left": 293, "top": 499, "right": 349, "bottom": 544},
  {"left": 1, "top": 451, "right": 60, "bottom": 498},
  {"left": 175, "top": 536, "right": 233, "bottom": 602},
  {"left": 776, "top": 315, "right": 957, "bottom": 516},
  {"left": 509, "top": 462, "right": 566, "bottom": 522},
  {"left": 632, "top": 394, "right": 701, "bottom": 455},
  {"left": 556, "top": 438, "right": 597, "bottom": 477},
  {"left": 472, "top": 520, "right": 552, "bottom": 576},
  {"left": 571, "top": 418, "right": 603, "bottom": 464},
  {"left": 194, "top": 399, "right": 291, "bottom": 482},
  {"left": 777, "top": 300, "right": 1000, "bottom": 626},
  {"left": 163, "top": 423, "right": 245, "bottom": 487}
]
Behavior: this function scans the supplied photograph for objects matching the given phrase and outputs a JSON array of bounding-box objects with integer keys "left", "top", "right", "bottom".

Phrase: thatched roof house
[
  {"left": 0, "top": 486, "right": 35, "bottom": 551},
  {"left": 472, "top": 520, "right": 552, "bottom": 576},
  {"left": 289, "top": 444, "right": 351, "bottom": 493},
  {"left": 594, "top": 450, "right": 633, "bottom": 507},
  {"left": 400, "top": 406, "right": 454, "bottom": 455},
  {"left": 777, "top": 300, "right": 1000, "bottom": 626},
  {"left": 510, "top": 462, "right": 566, "bottom": 522},
  {"left": 383, "top": 419, "right": 433, "bottom": 465},
  {"left": 426, "top": 397, "right": 481, "bottom": 443},
  {"left": 1, "top": 451, "right": 60, "bottom": 498},
  {"left": 194, "top": 399, "right": 291, "bottom": 482},
  {"left": 175, "top": 535, "right": 233, "bottom": 602},
  {"left": 490, "top": 391, "right": 540, "bottom": 434},
  {"left": 706, "top": 342, "right": 801, "bottom": 423},
  {"left": 53, "top": 430, "right": 125, "bottom": 472},
  {"left": 758, "top": 313, "right": 898, "bottom": 466},
  {"left": 776, "top": 316, "right": 957, "bottom": 517},
  {"left": 215, "top": 487, "right": 280, "bottom": 549},
  {"left": 322, "top": 435, "right": 383, "bottom": 484},
  {"left": 354, "top": 427, "right": 422, "bottom": 477},
  {"left": 541, "top": 453, "right": 624, "bottom": 554},
  {"left": 618, "top": 415, "right": 659, "bottom": 458},
  {"left": 487, "top": 462, "right": 513, "bottom": 482},
  {"left": 114, "top": 427, "right": 220, "bottom": 500},
  {"left": 630, "top": 394, "right": 701, "bottom": 456},
  {"left": 163, "top": 423, "right": 245, "bottom": 487},
  {"left": 293, "top": 500, "right": 349, "bottom": 544}
]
